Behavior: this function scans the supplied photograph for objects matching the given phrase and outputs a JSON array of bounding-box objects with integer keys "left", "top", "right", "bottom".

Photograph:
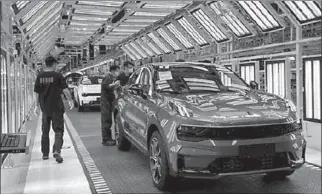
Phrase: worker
[
  {"left": 100, "top": 64, "right": 121, "bottom": 146},
  {"left": 117, "top": 61, "right": 135, "bottom": 87},
  {"left": 33, "top": 56, "right": 74, "bottom": 163}
]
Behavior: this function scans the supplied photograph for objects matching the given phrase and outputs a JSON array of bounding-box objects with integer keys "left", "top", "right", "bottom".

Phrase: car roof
[{"left": 143, "top": 62, "right": 223, "bottom": 69}]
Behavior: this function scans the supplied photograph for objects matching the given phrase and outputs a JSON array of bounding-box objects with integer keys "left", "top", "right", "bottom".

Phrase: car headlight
[
  {"left": 169, "top": 101, "right": 193, "bottom": 117},
  {"left": 82, "top": 93, "right": 88, "bottom": 97},
  {"left": 286, "top": 99, "right": 297, "bottom": 112},
  {"left": 177, "top": 125, "right": 211, "bottom": 142}
]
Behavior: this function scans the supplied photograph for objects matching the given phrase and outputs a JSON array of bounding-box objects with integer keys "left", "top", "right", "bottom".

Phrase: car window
[
  {"left": 155, "top": 65, "right": 250, "bottom": 93},
  {"left": 128, "top": 69, "right": 140, "bottom": 85},
  {"left": 139, "top": 69, "right": 150, "bottom": 86}
]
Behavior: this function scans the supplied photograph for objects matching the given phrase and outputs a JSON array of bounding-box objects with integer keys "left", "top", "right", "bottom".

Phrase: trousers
[
  {"left": 41, "top": 111, "right": 64, "bottom": 155},
  {"left": 101, "top": 101, "right": 113, "bottom": 141}
]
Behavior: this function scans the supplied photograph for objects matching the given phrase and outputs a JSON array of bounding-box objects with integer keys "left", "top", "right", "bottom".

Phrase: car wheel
[
  {"left": 114, "top": 114, "right": 131, "bottom": 151},
  {"left": 149, "top": 131, "right": 176, "bottom": 191},
  {"left": 266, "top": 170, "right": 295, "bottom": 178}
]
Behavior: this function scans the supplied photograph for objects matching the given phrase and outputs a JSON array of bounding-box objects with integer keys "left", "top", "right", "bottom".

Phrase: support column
[{"left": 295, "top": 26, "right": 303, "bottom": 120}]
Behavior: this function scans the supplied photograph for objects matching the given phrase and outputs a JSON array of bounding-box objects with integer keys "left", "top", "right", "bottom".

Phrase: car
[
  {"left": 113, "top": 62, "right": 306, "bottom": 190},
  {"left": 74, "top": 75, "right": 103, "bottom": 112}
]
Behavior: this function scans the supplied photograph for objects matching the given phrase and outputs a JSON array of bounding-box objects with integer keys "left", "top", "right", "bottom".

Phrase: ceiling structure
[{"left": 10, "top": 1, "right": 322, "bottom": 66}]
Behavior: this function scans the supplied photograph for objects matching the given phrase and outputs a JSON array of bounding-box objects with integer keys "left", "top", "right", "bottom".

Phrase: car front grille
[
  {"left": 210, "top": 124, "right": 299, "bottom": 140},
  {"left": 208, "top": 152, "right": 288, "bottom": 173}
]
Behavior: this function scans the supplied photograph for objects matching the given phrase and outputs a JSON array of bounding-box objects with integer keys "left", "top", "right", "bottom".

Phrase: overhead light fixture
[
  {"left": 147, "top": 32, "right": 171, "bottom": 53},
  {"left": 238, "top": 1, "right": 282, "bottom": 32},
  {"left": 156, "top": 28, "right": 181, "bottom": 51},
  {"left": 166, "top": 23, "right": 193, "bottom": 49},
  {"left": 177, "top": 16, "right": 208, "bottom": 46},
  {"left": 191, "top": 8, "right": 229, "bottom": 42}
]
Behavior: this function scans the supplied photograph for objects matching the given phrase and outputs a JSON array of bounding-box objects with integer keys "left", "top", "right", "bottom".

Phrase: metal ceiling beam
[{"left": 92, "top": 1, "right": 146, "bottom": 45}]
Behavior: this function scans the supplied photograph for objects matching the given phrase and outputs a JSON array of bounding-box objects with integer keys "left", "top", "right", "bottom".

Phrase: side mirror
[{"left": 250, "top": 81, "right": 259, "bottom": 90}]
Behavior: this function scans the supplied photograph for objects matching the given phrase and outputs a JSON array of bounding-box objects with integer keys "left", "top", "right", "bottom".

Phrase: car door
[
  {"left": 120, "top": 69, "right": 142, "bottom": 136},
  {"left": 133, "top": 68, "right": 152, "bottom": 145}
]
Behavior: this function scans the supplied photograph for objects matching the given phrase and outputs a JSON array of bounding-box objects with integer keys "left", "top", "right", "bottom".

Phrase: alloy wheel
[{"left": 150, "top": 137, "right": 162, "bottom": 184}]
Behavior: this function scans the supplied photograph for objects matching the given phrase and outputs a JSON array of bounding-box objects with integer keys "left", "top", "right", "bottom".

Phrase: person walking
[
  {"left": 34, "top": 56, "right": 74, "bottom": 163},
  {"left": 100, "top": 64, "right": 121, "bottom": 146}
]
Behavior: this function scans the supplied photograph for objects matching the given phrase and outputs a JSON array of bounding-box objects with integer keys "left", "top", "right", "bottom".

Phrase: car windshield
[
  {"left": 82, "top": 76, "right": 104, "bottom": 85},
  {"left": 154, "top": 64, "right": 250, "bottom": 93}
]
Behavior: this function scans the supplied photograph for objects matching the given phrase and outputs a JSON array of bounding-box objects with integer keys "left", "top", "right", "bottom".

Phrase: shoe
[
  {"left": 42, "top": 155, "right": 49, "bottom": 160},
  {"left": 102, "top": 140, "right": 116, "bottom": 146},
  {"left": 53, "top": 153, "right": 63, "bottom": 163}
]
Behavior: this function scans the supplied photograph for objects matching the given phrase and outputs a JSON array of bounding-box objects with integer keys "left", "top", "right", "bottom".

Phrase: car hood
[
  {"left": 80, "top": 84, "right": 101, "bottom": 93},
  {"left": 155, "top": 90, "right": 296, "bottom": 126}
]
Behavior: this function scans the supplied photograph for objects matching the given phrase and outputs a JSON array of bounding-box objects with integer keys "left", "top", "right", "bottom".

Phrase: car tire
[
  {"left": 149, "top": 131, "right": 177, "bottom": 191},
  {"left": 114, "top": 113, "right": 131, "bottom": 151},
  {"left": 266, "top": 170, "right": 295, "bottom": 178}
]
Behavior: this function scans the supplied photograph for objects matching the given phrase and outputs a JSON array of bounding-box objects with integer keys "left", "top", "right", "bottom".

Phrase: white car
[{"left": 74, "top": 75, "right": 103, "bottom": 112}]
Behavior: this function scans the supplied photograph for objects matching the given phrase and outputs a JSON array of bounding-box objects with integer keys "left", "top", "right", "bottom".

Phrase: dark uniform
[
  {"left": 34, "top": 71, "right": 67, "bottom": 156},
  {"left": 100, "top": 73, "right": 117, "bottom": 141}
]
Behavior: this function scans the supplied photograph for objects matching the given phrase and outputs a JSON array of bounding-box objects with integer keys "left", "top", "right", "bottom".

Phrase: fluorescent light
[
  {"left": 166, "top": 23, "right": 193, "bottom": 49},
  {"left": 108, "top": 32, "right": 134, "bottom": 35},
  {"left": 147, "top": 32, "right": 171, "bottom": 53},
  {"left": 192, "top": 9, "right": 228, "bottom": 42},
  {"left": 69, "top": 21, "right": 102, "bottom": 26},
  {"left": 30, "top": 14, "right": 60, "bottom": 40},
  {"left": 124, "top": 44, "right": 142, "bottom": 60},
  {"left": 74, "top": 9, "right": 113, "bottom": 16},
  {"left": 209, "top": 2, "right": 251, "bottom": 38},
  {"left": 284, "top": 1, "right": 321, "bottom": 23},
  {"left": 113, "top": 28, "right": 140, "bottom": 32},
  {"left": 130, "top": 42, "right": 148, "bottom": 58},
  {"left": 78, "top": 1, "right": 124, "bottom": 7},
  {"left": 28, "top": 4, "right": 62, "bottom": 35},
  {"left": 119, "top": 24, "right": 149, "bottom": 28},
  {"left": 141, "top": 36, "right": 162, "bottom": 55},
  {"left": 135, "top": 39, "right": 154, "bottom": 57},
  {"left": 121, "top": 46, "right": 137, "bottom": 60},
  {"left": 143, "top": 3, "right": 188, "bottom": 9},
  {"left": 156, "top": 28, "right": 181, "bottom": 51},
  {"left": 133, "top": 12, "right": 170, "bottom": 17},
  {"left": 26, "top": 1, "right": 60, "bottom": 32},
  {"left": 238, "top": 1, "right": 281, "bottom": 31},
  {"left": 72, "top": 15, "right": 107, "bottom": 21},
  {"left": 126, "top": 18, "right": 159, "bottom": 23},
  {"left": 21, "top": 1, "right": 48, "bottom": 23},
  {"left": 177, "top": 16, "right": 208, "bottom": 46},
  {"left": 15, "top": 1, "right": 30, "bottom": 11}
]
